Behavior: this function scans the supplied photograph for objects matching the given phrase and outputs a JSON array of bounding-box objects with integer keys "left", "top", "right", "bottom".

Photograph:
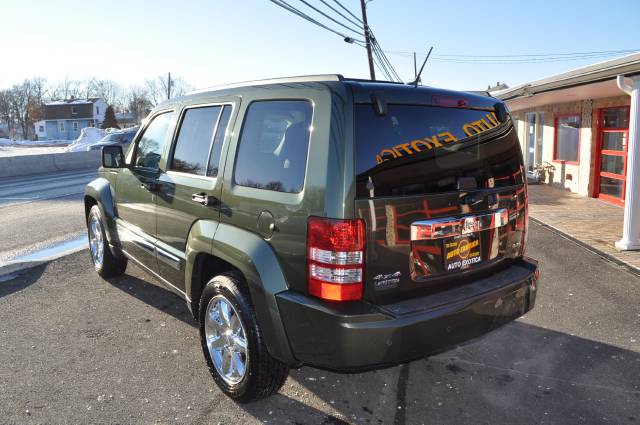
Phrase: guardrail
[{"left": 0, "top": 151, "right": 101, "bottom": 178}]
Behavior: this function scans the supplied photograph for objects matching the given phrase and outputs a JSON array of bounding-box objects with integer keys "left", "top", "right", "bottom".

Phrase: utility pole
[
  {"left": 360, "top": 0, "right": 376, "bottom": 81},
  {"left": 413, "top": 52, "right": 417, "bottom": 81},
  {"left": 167, "top": 72, "right": 172, "bottom": 100}
]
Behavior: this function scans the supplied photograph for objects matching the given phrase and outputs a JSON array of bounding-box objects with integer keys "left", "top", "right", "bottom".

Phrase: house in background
[
  {"left": 34, "top": 120, "right": 47, "bottom": 139},
  {"left": 37, "top": 98, "right": 107, "bottom": 140},
  {"left": 492, "top": 53, "right": 640, "bottom": 250},
  {"left": 115, "top": 111, "right": 138, "bottom": 129},
  {"left": 492, "top": 53, "right": 640, "bottom": 205}
]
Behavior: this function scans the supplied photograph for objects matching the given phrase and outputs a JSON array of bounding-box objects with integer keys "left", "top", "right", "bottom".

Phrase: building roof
[
  {"left": 491, "top": 52, "right": 640, "bottom": 101},
  {"left": 44, "top": 98, "right": 105, "bottom": 120},
  {"left": 45, "top": 98, "right": 103, "bottom": 106}
]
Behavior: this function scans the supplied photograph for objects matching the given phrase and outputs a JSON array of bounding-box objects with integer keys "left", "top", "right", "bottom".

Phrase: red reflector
[{"left": 308, "top": 278, "right": 363, "bottom": 301}]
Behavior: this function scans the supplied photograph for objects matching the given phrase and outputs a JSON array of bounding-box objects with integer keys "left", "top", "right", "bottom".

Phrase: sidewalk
[{"left": 528, "top": 184, "right": 640, "bottom": 272}]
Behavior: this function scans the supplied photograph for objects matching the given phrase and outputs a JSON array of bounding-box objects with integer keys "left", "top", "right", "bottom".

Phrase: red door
[{"left": 594, "top": 107, "right": 630, "bottom": 205}]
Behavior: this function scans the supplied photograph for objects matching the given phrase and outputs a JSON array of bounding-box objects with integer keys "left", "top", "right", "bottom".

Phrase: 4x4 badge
[{"left": 373, "top": 271, "right": 401, "bottom": 290}]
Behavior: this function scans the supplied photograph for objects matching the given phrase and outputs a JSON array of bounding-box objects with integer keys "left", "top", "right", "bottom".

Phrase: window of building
[
  {"left": 96, "top": 106, "right": 100, "bottom": 115},
  {"left": 602, "top": 107, "right": 629, "bottom": 129},
  {"left": 59, "top": 121, "right": 65, "bottom": 132},
  {"left": 170, "top": 106, "right": 222, "bottom": 175},
  {"left": 134, "top": 112, "right": 172, "bottom": 169},
  {"left": 38, "top": 125, "right": 44, "bottom": 132},
  {"left": 71, "top": 106, "right": 78, "bottom": 115},
  {"left": 72, "top": 122, "right": 79, "bottom": 131},
  {"left": 234, "top": 100, "right": 312, "bottom": 193},
  {"left": 554, "top": 115, "right": 580, "bottom": 163}
]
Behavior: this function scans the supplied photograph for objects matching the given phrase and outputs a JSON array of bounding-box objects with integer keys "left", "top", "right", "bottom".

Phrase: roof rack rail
[
  {"left": 342, "top": 77, "right": 405, "bottom": 85},
  {"left": 187, "top": 74, "right": 344, "bottom": 95}
]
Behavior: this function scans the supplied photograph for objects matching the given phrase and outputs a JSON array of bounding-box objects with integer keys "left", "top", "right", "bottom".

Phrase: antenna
[{"left": 410, "top": 46, "right": 434, "bottom": 87}]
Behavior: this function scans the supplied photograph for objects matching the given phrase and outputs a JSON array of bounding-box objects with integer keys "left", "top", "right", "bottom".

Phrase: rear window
[
  {"left": 234, "top": 100, "right": 312, "bottom": 193},
  {"left": 355, "top": 104, "right": 524, "bottom": 198}
]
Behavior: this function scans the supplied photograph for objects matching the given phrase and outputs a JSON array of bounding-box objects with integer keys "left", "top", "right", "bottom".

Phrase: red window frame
[{"left": 553, "top": 113, "right": 581, "bottom": 165}]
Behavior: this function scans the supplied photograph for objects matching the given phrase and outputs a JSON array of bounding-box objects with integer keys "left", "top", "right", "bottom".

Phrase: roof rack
[
  {"left": 187, "top": 74, "right": 345, "bottom": 95},
  {"left": 342, "top": 77, "right": 405, "bottom": 85}
]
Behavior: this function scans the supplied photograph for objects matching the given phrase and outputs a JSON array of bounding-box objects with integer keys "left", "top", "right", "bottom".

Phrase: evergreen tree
[{"left": 101, "top": 105, "right": 120, "bottom": 129}]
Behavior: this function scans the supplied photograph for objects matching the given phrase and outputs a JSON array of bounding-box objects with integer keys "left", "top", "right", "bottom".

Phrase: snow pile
[{"left": 64, "top": 127, "right": 107, "bottom": 152}]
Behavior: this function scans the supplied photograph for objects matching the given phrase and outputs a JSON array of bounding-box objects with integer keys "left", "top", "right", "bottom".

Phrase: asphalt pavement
[
  {"left": 0, "top": 221, "right": 639, "bottom": 424},
  {"left": 0, "top": 169, "right": 96, "bottom": 261}
]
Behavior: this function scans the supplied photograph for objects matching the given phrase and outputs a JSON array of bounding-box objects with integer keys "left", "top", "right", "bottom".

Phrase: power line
[
  {"left": 381, "top": 48, "right": 640, "bottom": 58},
  {"left": 332, "top": 0, "right": 364, "bottom": 24},
  {"left": 269, "top": 0, "right": 364, "bottom": 43},
  {"left": 371, "top": 37, "right": 401, "bottom": 82},
  {"left": 381, "top": 48, "right": 640, "bottom": 63},
  {"left": 318, "top": 0, "right": 363, "bottom": 29},
  {"left": 433, "top": 49, "right": 640, "bottom": 58},
  {"left": 429, "top": 52, "right": 640, "bottom": 64},
  {"left": 296, "top": 0, "right": 363, "bottom": 35},
  {"left": 368, "top": 29, "right": 402, "bottom": 81}
]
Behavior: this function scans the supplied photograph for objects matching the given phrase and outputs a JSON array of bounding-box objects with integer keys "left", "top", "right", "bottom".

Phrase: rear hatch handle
[{"left": 410, "top": 209, "right": 509, "bottom": 241}]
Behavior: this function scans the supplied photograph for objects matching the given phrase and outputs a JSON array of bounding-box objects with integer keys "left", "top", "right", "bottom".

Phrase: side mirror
[{"left": 102, "top": 145, "right": 125, "bottom": 168}]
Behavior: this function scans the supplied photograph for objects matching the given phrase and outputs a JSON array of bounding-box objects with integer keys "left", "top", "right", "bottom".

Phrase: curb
[
  {"left": 530, "top": 216, "right": 640, "bottom": 277},
  {"left": 0, "top": 243, "right": 87, "bottom": 280},
  {"left": 0, "top": 260, "right": 48, "bottom": 280}
]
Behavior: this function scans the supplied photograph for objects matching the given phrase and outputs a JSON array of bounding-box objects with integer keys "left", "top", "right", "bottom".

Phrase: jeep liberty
[{"left": 85, "top": 75, "right": 539, "bottom": 402}]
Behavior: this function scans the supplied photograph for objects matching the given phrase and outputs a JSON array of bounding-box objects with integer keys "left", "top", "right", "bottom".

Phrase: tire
[
  {"left": 199, "top": 273, "right": 289, "bottom": 402},
  {"left": 87, "top": 205, "right": 127, "bottom": 278}
]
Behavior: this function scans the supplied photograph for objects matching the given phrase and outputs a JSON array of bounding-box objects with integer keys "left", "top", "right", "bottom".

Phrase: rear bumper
[{"left": 276, "top": 257, "right": 539, "bottom": 371}]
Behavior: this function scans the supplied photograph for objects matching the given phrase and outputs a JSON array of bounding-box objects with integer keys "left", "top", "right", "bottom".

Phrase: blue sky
[{"left": 1, "top": 0, "right": 639, "bottom": 91}]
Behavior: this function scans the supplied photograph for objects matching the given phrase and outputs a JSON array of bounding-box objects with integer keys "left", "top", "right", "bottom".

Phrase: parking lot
[{"left": 1, "top": 221, "right": 639, "bottom": 425}]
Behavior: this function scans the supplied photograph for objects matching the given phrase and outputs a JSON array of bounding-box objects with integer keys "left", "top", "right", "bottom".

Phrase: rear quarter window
[
  {"left": 234, "top": 100, "right": 313, "bottom": 193},
  {"left": 355, "top": 104, "right": 523, "bottom": 198}
]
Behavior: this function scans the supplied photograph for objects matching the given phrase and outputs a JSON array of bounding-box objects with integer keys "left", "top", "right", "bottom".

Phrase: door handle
[
  {"left": 192, "top": 192, "right": 218, "bottom": 207},
  {"left": 141, "top": 181, "right": 159, "bottom": 192}
]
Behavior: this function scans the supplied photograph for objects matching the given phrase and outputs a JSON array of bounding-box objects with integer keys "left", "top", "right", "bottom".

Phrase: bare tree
[
  {"left": 1, "top": 79, "right": 44, "bottom": 139},
  {"left": 48, "top": 77, "right": 83, "bottom": 101},
  {"left": 86, "top": 78, "right": 121, "bottom": 106},
  {"left": 125, "top": 85, "right": 153, "bottom": 124},
  {"left": 144, "top": 74, "right": 193, "bottom": 106}
]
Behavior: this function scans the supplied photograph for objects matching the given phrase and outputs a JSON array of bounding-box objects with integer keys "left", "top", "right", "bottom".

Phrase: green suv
[{"left": 85, "top": 75, "right": 539, "bottom": 402}]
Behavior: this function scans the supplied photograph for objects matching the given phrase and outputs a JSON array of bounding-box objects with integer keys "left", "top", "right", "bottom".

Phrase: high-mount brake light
[
  {"left": 306, "top": 217, "right": 365, "bottom": 301},
  {"left": 432, "top": 95, "right": 468, "bottom": 108}
]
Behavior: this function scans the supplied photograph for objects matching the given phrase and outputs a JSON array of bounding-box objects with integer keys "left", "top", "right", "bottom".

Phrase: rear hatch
[{"left": 353, "top": 99, "right": 527, "bottom": 304}]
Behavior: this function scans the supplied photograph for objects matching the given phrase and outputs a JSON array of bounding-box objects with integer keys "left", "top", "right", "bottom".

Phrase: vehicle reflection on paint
[{"left": 356, "top": 167, "right": 527, "bottom": 285}]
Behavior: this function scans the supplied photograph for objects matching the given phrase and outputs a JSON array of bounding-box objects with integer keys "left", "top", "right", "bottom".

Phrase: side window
[
  {"left": 134, "top": 112, "right": 172, "bottom": 169},
  {"left": 207, "top": 105, "right": 232, "bottom": 177},
  {"left": 171, "top": 106, "right": 222, "bottom": 175},
  {"left": 234, "top": 100, "right": 312, "bottom": 193}
]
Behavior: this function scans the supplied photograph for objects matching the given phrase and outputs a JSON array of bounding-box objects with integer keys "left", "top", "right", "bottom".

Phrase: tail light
[
  {"left": 519, "top": 170, "right": 529, "bottom": 256},
  {"left": 306, "top": 217, "right": 365, "bottom": 301}
]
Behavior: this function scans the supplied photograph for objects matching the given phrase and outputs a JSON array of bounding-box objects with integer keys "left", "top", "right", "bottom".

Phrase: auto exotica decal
[{"left": 375, "top": 112, "right": 500, "bottom": 165}]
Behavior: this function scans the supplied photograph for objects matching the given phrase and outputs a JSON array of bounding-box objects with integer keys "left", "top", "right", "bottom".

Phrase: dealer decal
[
  {"left": 444, "top": 235, "right": 482, "bottom": 271},
  {"left": 375, "top": 112, "right": 500, "bottom": 165}
]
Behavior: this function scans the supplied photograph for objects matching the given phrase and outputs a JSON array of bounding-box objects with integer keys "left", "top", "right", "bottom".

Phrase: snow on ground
[
  {"left": 0, "top": 126, "right": 122, "bottom": 157},
  {"left": 64, "top": 127, "right": 107, "bottom": 152},
  {"left": 0, "top": 138, "right": 70, "bottom": 157}
]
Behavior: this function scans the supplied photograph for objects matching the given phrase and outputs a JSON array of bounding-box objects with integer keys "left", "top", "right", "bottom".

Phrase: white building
[{"left": 492, "top": 53, "right": 640, "bottom": 249}]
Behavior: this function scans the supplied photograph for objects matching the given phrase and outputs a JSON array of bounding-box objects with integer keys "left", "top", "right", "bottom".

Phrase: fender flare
[
  {"left": 84, "top": 177, "right": 119, "bottom": 246},
  {"left": 185, "top": 221, "right": 297, "bottom": 366}
]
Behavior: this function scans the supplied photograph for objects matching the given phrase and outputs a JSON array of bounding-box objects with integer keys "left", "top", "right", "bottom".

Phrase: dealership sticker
[{"left": 444, "top": 235, "right": 482, "bottom": 271}]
